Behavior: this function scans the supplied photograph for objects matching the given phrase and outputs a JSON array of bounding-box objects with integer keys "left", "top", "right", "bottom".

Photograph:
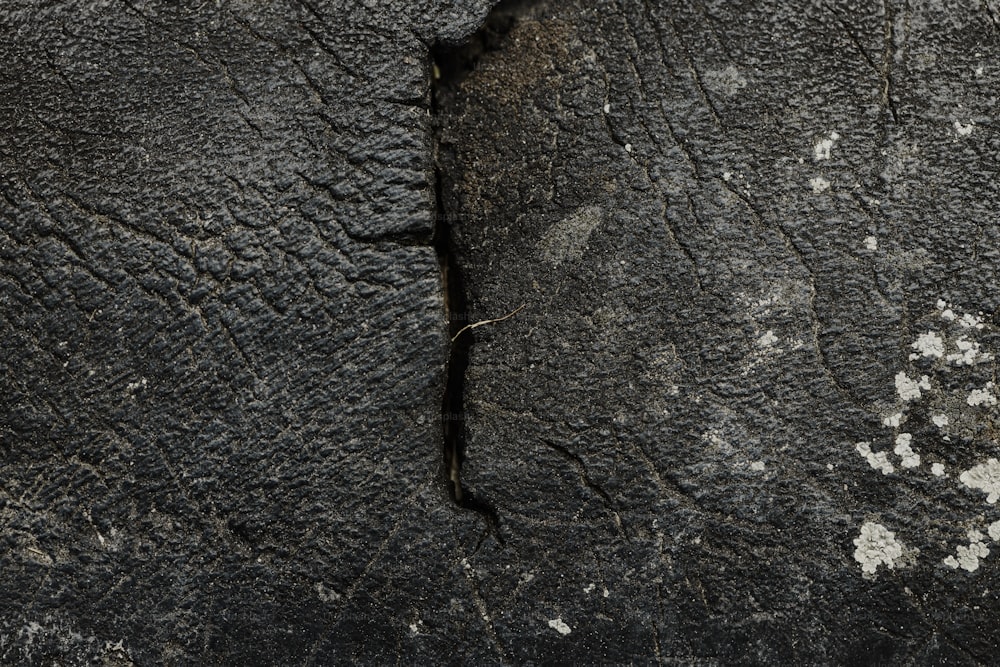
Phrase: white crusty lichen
[
  {"left": 893, "top": 433, "right": 920, "bottom": 468},
  {"left": 959, "top": 459, "right": 1000, "bottom": 503},
  {"left": 882, "top": 412, "right": 903, "bottom": 428},
  {"left": 894, "top": 371, "right": 931, "bottom": 402},
  {"left": 959, "top": 312, "right": 984, "bottom": 329},
  {"left": 853, "top": 522, "right": 905, "bottom": 574},
  {"left": 946, "top": 337, "right": 991, "bottom": 366},
  {"left": 856, "top": 442, "right": 894, "bottom": 475},
  {"left": 990, "top": 521, "right": 1000, "bottom": 542},
  {"left": 547, "top": 618, "right": 572, "bottom": 635},
  {"left": 967, "top": 383, "right": 997, "bottom": 407},
  {"left": 944, "top": 531, "right": 990, "bottom": 572},
  {"left": 909, "top": 331, "right": 945, "bottom": 359}
]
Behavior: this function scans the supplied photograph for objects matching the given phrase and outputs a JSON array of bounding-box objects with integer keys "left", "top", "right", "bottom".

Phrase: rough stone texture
[
  {"left": 0, "top": 1, "right": 497, "bottom": 664},
  {"left": 440, "top": 0, "right": 1000, "bottom": 663}
]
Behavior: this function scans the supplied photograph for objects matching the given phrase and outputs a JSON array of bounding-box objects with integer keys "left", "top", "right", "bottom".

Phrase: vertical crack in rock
[{"left": 431, "top": 1, "right": 532, "bottom": 540}]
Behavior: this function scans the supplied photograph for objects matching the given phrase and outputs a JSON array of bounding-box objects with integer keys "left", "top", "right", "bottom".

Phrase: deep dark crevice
[{"left": 431, "top": 1, "right": 533, "bottom": 542}]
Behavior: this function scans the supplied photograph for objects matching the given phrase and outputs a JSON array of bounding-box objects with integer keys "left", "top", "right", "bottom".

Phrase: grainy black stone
[
  {"left": 0, "top": 1, "right": 496, "bottom": 664},
  {"left": 439, "top": 0, "right": 1000, "bottom": 663}
]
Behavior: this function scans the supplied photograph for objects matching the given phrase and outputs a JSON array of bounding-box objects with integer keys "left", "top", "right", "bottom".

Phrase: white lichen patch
[
  {"left": 894, "top": 371, "right": 931, "bottom": 401},
  {"left": 750, "top": 460, "right": 766, "bottom": 471},
  {"left": 943, "top": 531, "right": 990, "bottom": 572},
  {"left": 893, "top": 433, "right": 920, "bottom": 468},
  {"left": 702, "top": 65, "right": 748, "bottom": 97},
  {"left": 882, "top": 412, "right": 903, "bottom": 428},
  {"left": 537, "top": 205, "right": 604, "bottom": 265},
  {"left": 863, "top": 235, "right": 878, "bottom": 251},
  {"left": 909, "top": 331, "right": 945, "bottom": 359},
  {"left": 959, "top": 312, "right": 985, "bottom": 329},
  {"left": 946, "top": 337, "right": 991, "bottom": 366},
  {"left": 967, "top": 383, "right": 997, "bottom": 407},
  {"left": 757, "top": 330, "right": 778, "bottom": 347},
  {"left": 809, "top": 176, "right": 830, "bottom": 193},
  {"left": 853, "top": 300, "right": 1000, "bottom": 574},
  {"left": 960, "top": 459, "right": 1000, "bottom": 503},
  {"left": 814, "top": 131, "right": 841, "bottom": 160},
  {"left": 856, "top": 442, "right": 894, "bottom": 475},
  {"left": 853, "top": 521, "right": 905, "bottom": 574},
  {"left": 989, "top": 521, "right": 1000, "bottom": 542},
  {"left": 954, "top": 120, "right": 975, "bottom": 136},
  {"left": 547, "top": 618, "right": 572, "bottom": 635}
]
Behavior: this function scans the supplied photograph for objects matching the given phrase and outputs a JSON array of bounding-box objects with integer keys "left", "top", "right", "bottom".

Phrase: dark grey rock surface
[
  {"left": 5, "top": 0, "right": 1000, "bottom": 664},
  {"left": 439, "top": 0, "right": 1000, "bottom": 663},
  {"left": 0, "top": 1, "right": 496, "bottom": 664}
]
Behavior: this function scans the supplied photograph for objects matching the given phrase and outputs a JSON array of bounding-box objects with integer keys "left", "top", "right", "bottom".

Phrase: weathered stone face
[
  {"left": 438, "top": 0, "right": 1000, "bottom": 662},
  {"left": 4, "top": 0, "right": 1000, "bottom": 663},
  {"left": 0, "top": 1, "right": 496, "bottom": 664}
]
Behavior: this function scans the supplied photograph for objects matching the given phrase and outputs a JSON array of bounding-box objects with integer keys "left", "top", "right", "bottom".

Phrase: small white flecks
[
  {"left": 936, "top": 299, "right": 948, "bottom": 309},
  {"left": 931, "top": 413, "right": 949, "bottom": 428},
  {"left": 723, "top": 171, "right": 733, "bottom": 181},
  {"left": 944, "top": 531, "right": 990, "bottom": 572},
  {"left": 315, "top": 583, "right": 341, "bottom": 603},
  {"left": 750, "top": 460, "right": 766, "bottom": 471},
  {"left": 959, "top": 312, "right": 985, "bottom": 329},
  {"left": 810, "top": 176, "right": 831, "bottom": 193},
  {"left": 989, "top": 521, "right": 1000, "bottom": 542},
  {"left": 931, "top": 462, "right": 946, "bottom": 477},
  {"left": 895, "top": 371, "right": 931, "bottom": 402},
  {"left": 894, "top": 433, "right": 920, "bottom": 468},
  {"left": 954, "top": 120, "right": 974, "bottom": 136},
  {"left": 856, "top": 442, "right": 894, "bottom": 475},
  {"left": 814, "top": 131, "right": 841, "bottom": 160},
  {"left": 941, "top": 308, "right": 957, "bottom": 321},
  {"left": 909, "top": 331, "right": 945, "bottom": 359},
  {"left": 853, "top": 521, "right": 905, "bottom": 574},
  {"left": 603, "top": 587, "right": 610, "bottom": 598},
  {"left": 583, "top": 583, "right": 596, "bottom": 594},
  {"left": 548, "top": 618, "right": 572, "bottom": 635},
  {"left": 125, "top": 377, "right": 148, "bottom": 396},
  {"left": 882, "top": 412, "right": 903, "bottom": 428},
  {"left": 975, "top": 65, "right": 985, "bottom": 76},
  {"left": 946, "top": 337, "right": 990, "bottom": 366},
  {"left": 960, "top": 458, "right": 1000, "bottom": 503},
  {"left": 624, "top": 143, "right": 633, "bottom": 153},
  {"left": 863, "top": 235, "right": 878, "bottom": 251},
  {"left": 757, "top": 330, "right": 778, "bottom": 347},
  {"left": 967, "top": 383, "right": 997, "bottom": 407},
  {"left": 603, "top": 102, "right": 611, "bottom": 114}
]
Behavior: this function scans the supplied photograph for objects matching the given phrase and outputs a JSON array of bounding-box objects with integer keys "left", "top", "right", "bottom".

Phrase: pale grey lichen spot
[
  {"left": 989, "top": 521, "right": 1000, "bottom": 542},
  {"left": 536, "top": 205, "right": 604, "bottom": 265},
  {"left": 813, "top": 131, "right": 840, "bottom": 160},
  {"left": 959, "top": 458, "right": 1000, "bottom": 503},
  {"left": 701, "top": 65, "right": 748, "bottom": 97},
  {"left": 856, "top": 442, "right": 894, "bottom": 475},
  {"left": 547, "top": 617, "right": 572, "bottom": 635},
  {"left": 893, "top": 433, "right": 920, "bottom": 468},
  {"left": 943, "top": 531, "right": 989, "bottom": 572},
  {"left": 853, "top": 522, "right": 907, "bottom": 575},
  {"left": 809, "top": 176, "right": 830, "bottom": 193},
  {"left": 895, "top": 371, "right": 930, "bottom": 402},
  {"left": 966, "top": 383, "right": 996, "bottom": 407},
  {"left": 909, "top": 331, "right": 944, "bottom": 360}
]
